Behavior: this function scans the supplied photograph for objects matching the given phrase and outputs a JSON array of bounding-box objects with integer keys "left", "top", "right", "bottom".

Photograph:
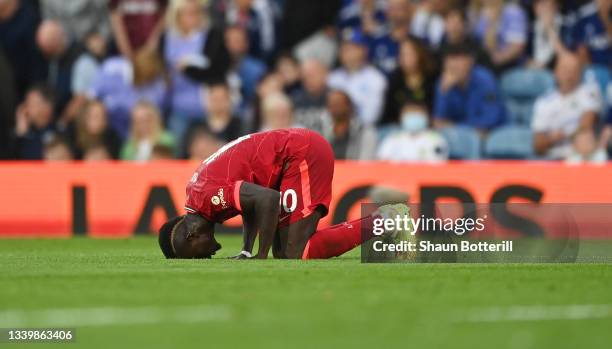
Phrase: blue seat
[
  {"left": 501, "top": 68, "right": 555, "bottom": 125},
  {"left": 484, "top": 125, "right": 534, "bottom": 159},
  {"left": 439, "top": 126, "right": 482, "bottom": 160}
]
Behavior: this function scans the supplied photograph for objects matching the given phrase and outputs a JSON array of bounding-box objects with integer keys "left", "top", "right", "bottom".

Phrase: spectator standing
[
  {"left": 321, "top": 90, "right": 377, "bottom": 160},
  {"left": 0, "top": 0, "right": 47, "bottom": 100},
  {"left": 290, "top": 59, "right": 330, "bottom": 134},
  {"left": 337, "top": 0, "right": 387, "bottom": 36},
  {"left": 36, "top": 20, "right": 81, "bottom": 116},
  {"left": 11, "top": 84, "right": 58, "bottom": 160},
  {"left": 367, "top": 0, "right": 412, "bottom": 74},
  {"left": 211, "top": 0, "right": 277, "bottom": 62},
  {"left": 472, "top": 0, "right": 528, "bottom": 73},
  {"left": 571, "top": 0, "right": 612, "bottom": 66},
  {"left": 109, "top": 0, "right": 168, "bottom": 59},
  {"left": 328, "top": 29, "right": 387, "bottom": 126},
  {"left": 377, "top": 102, "right": 448, "bottom": 163},
  {"left": 162, "top": 0, "right": 231, "bottom": 139},
  {"left": 433, "top": 43, "right": 506, "bottom": 132},
  {"left": 40, "top": 0, "right": 111, "bottom": 43},
  {"left": 529, "top": 0, "right": 569, "bottom": 69},
  {"left": 532, "top": 53, "right": 602, "bottom": 159},
  {"left": 380, "top": 37, "right": 437, "bottom": 125},
  {"left": 120, "top": 101, "right": 176, "bottom": 161}
]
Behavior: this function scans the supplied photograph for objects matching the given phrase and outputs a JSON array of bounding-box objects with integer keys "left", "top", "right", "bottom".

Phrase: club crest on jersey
[{"left": 211, "top": 196, "right": 221, "bottom": 206}]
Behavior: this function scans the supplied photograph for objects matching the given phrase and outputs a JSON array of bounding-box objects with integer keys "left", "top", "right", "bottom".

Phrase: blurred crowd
[{"left": 0, "top": 0, "right": 611, "bottom": 164}]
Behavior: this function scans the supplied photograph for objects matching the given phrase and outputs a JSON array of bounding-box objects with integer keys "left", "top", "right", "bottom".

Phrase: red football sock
[{"left": 302, "top": 215, "right": 376, "bottom": 259}]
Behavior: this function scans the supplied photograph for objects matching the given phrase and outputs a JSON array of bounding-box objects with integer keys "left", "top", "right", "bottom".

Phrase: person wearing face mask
[{"left": 377, "top": 102, "right": 448, "bottom": 163}]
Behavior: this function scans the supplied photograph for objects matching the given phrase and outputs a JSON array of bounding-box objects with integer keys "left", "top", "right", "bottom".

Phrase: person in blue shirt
[
  {"left": 367, "top": 0, "right": 412, "bottom": 75},
  {"left": 433, "top": 43, "right": 506, "bottom": 132},
  {"left": 571, "top": 0, "right": 612, "bottom": 66},
  {"left": 368, "top": 31, "right": 401, "bottom": 75},
  {"left": 337, "top": 0, "right": 387, "bottom": 35}
]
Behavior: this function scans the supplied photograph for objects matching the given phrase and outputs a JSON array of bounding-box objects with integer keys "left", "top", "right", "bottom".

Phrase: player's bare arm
[
  {"left": 228, "top": 207, "right": 258, "bottom": 259},
  {"left": 237, "top": 182, "right": 281, "bottom": 259}
]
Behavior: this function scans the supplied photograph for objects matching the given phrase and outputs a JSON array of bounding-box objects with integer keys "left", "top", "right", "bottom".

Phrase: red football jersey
[{"left": 184, "top": 128, "right": 333, "bottom": 224}]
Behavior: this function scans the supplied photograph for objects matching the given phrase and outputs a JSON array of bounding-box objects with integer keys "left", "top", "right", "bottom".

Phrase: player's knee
[{"left": 283, "top": 245, "right": 303, "bottom": 259}]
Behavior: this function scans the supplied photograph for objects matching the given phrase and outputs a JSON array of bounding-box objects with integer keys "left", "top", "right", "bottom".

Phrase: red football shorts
[{"left": 278, "top": 131, "right": 334, "bottom": 228}]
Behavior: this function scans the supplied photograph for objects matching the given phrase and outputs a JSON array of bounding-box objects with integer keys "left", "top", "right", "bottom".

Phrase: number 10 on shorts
[{"left": 280, "top": 189, "right": 297, "bottom": 213}]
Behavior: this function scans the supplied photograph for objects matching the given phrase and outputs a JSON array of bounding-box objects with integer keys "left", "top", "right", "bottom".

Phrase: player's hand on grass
[{"left": 228, "top": 251, "right": 252, "bottom": 260}]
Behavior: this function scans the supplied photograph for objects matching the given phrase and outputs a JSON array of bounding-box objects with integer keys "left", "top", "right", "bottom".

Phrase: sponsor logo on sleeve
[{"left": 217, "top": 188, "right": 227, "bottom": 209}]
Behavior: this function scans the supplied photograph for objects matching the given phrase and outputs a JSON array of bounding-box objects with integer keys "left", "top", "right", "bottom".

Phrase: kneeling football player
[{"left": 158, "top": 128, "right": 409, "bottom": 259}]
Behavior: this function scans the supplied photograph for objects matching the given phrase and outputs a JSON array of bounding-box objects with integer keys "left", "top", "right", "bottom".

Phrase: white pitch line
[
  {"left": 458, "top": 304, "right": 612, "bottom": 323},
  {"left": 0, "top": 305, "right": 232, "bottom": 328}
]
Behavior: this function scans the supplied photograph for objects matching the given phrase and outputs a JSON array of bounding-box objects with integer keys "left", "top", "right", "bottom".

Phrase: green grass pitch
[{"left": 1, "top": 236, "right": 611, "bottom": 349}]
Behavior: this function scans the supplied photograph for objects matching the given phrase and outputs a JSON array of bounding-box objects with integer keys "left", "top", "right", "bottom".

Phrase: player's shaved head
[{"left": 158, "top": 214, "right": 221, "bottom": 259}]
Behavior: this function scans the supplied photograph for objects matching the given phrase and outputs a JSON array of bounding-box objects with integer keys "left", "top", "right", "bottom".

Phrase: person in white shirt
[
  {"left": 328, "top": 29, "right": 387, "bottom": 126},
  {"left": 377, "top": 102, "right": 448, "bottom": 163},
  {"left": 532, "top": 53, "right": 602, "bottom": 159}
]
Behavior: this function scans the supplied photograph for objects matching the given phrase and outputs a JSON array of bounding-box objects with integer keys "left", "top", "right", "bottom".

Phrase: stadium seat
[
  {"left": 484, "top": 125, "right": 534, "bottom": 159},
  {"left": 501, "top": 68, "right": 555, "bottom": 125},
  {"left": 439, "top": 126, "right": 482, "bottom": 160}
]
